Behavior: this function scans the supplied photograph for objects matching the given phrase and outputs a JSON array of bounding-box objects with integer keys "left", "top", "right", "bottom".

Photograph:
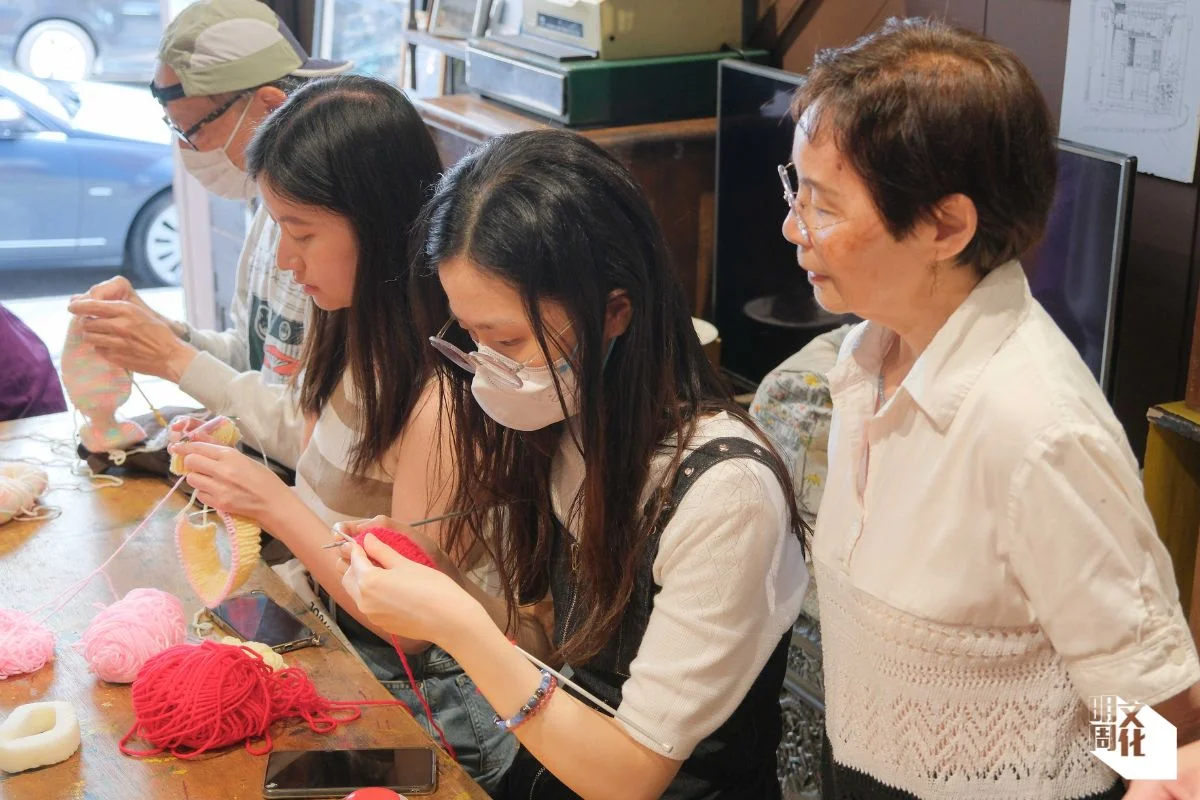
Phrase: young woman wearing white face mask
[{"left": 334, "top": 129, "right": 811, "bottom": 800}]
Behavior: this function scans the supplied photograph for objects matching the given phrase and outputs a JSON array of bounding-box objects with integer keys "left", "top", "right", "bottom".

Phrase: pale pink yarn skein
[
  {"left": 0, "top": 609, "right": 55, "bottom": 679},
  {"left": 76, "top": 588, "right": 186, "bottom": 683}
]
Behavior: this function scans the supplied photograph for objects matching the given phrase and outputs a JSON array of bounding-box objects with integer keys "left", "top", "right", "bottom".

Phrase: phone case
[
  {"left": 262, "top": 748, "right": 437, "bottom": 797},
  {"left": 208, "top": 590, "right": 323, "bottom": 654}
]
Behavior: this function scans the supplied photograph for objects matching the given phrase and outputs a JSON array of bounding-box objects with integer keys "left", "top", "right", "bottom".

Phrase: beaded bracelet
[{"left": 494, "top": 669, "right": 558, "bottom": 732}]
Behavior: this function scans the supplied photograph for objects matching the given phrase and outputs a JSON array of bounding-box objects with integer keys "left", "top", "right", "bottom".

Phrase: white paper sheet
[{"left": 1059, "top": 0, "right": 1200, "bottom": 183}]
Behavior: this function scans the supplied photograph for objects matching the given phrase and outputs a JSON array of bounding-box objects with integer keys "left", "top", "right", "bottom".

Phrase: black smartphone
[
  {"left": 209, "top": 590, "right": 322, "bottom": 654},
  {"left": 262, "top": 748, "right": 438, "bottom": 798}
]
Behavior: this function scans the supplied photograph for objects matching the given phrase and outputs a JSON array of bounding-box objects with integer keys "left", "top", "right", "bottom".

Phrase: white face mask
[
  {"left": 470, "top": 345, "right": 579, "bottom": 431},
  {"left": 178, "top": 100, "right": 254, "bottom": 201}
]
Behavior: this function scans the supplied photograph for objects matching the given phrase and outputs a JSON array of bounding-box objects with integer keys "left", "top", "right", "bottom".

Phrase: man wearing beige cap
[{"left": 68, "top": 0, "right": 350, "bottom": 470}]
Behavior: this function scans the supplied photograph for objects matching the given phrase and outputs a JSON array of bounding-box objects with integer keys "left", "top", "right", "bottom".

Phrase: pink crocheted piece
[{"left": 61, "top": 317, "right": 146, "bottom": 452}]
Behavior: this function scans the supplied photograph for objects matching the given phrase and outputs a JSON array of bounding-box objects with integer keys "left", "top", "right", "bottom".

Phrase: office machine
[
  {"left": 518, "top": 0, "right": 743, "bottom": 60},
  {"left": 466, "top": 0, "right": 753, "bottom": 127}
]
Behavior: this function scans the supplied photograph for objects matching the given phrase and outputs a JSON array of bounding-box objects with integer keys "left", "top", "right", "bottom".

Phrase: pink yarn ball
[
  {"left": 77, "top": 588, "right": 186, "bottom": 684},
  {"left": 0, "top": 608, "right": 55, "bottom": 679}
]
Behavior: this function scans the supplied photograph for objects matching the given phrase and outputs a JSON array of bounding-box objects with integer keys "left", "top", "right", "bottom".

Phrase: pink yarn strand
[{"left": 33, "top": 475, "right": 187, "bottom": 623}]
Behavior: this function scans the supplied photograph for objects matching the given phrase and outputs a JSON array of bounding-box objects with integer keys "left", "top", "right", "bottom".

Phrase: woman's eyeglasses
[
  {"left": 777, "top": 162, "right": 846, "bottom": 245},
  {"left": 161, "top": 91, "right": 249, "bottom": 149},
  {"left": 428, "top": 318, "right": 573, "bottom": 389}
]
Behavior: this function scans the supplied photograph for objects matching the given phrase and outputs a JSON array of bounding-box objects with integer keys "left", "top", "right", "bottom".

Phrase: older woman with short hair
[{"left": 785, "top": 18, "right": 1200, "bottom": 800}]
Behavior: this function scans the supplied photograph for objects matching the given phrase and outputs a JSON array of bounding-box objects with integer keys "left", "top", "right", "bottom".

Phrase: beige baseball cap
[{"left": 154, "top": 0, "right": 351, "bottom": 101}]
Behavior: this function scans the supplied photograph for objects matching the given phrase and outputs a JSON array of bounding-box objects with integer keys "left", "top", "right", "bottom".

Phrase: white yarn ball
[{"left": 0, "top": 464, "right": 49, "bottom": 525}]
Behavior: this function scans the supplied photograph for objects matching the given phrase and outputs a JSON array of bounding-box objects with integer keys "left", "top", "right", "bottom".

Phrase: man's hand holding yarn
[
  {"left": 77, "top": 275, "right": 146, "bottom": 306},
  {"left": 67, "top": 297, "right": 197, "bottom": 382}
]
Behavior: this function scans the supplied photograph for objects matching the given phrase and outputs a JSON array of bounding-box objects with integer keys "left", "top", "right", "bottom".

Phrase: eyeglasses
[
  {"left": 429, "top": 317, "right": 574, "bottom": 389},
  {"left": 159, "top": 91, "right": 249, "bottom": 149},
  {"left": 777, "top": 162, "right": 846, "bottom": 245}
]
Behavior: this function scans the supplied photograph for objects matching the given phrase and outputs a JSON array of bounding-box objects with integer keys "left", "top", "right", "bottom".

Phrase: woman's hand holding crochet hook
[
  {"left": 336, "top": 528, "right": 479, "bottom": 648},
  {"left": 331, "top": 515, "right": 459, "bottom": 577},
  {"left": 169, "top": 441, "right": 290, "bottom": 528}
]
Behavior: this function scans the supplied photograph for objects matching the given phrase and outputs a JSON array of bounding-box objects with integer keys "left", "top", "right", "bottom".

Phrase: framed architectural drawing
[{"left": 1060, "top": 0, "right": 1200, "bottom": 183}]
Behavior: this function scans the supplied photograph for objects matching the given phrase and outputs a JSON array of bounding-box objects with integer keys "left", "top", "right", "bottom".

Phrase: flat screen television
[
  {"left": 713, "top": 60, "right": 849, "bottom": 391},
  {"left": 712, "top": 59, "right": 1136, "bottom": 398},
  {"left": 1023, "top": 140, "right": 1135, "bottom": 396}
]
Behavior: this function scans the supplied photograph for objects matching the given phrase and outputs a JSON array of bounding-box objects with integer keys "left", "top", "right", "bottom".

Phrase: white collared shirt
[
  {"left": 813, "top": 261, "right": 1199, "bottom": 799},
  {"left": 551, "top": 412, "right": 809, "bottom": 759}
]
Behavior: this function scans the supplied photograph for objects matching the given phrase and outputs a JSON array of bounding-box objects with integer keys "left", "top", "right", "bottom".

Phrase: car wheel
[
  {"left": 126, "top": 192, "right": 182, "bottom": 287},
  {"left": 15, "top": 19, "right": 97, "bottom": 82}
]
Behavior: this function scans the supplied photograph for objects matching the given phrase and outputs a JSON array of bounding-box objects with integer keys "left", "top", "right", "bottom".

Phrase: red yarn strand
[
  {"left": 354, "top": 527, "right": 457, "bottom": 759},
  {"left": 392, "top": 635, "right": 456, "bottom": 760}
]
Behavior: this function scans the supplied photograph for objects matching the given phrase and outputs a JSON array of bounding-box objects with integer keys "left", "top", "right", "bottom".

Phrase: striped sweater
[{"left": 294, "top": 375, "right": 393, "bottom": 527}]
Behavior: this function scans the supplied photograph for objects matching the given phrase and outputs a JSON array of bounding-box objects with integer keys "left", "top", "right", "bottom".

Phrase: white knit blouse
[{"left": 814, "top": 262, "right": 1200, "bottom": 799}]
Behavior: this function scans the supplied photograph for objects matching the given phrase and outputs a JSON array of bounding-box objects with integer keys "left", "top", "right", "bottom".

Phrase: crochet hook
[
  {"left": 130, "top": 378, "right": 169, "bottom": 429},
  {"left": 176, "top": 414, "right": 226, "bottom": 443},
  {"left": 320, "top": 506, "right": 501, "bottom": 549}
]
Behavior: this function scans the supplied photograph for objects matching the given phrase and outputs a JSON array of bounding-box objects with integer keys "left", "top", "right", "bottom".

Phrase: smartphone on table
[
  {"left": 209, "top": 590, "right": 322, "bottom": 654},
  {"left": 262, "top": 747, "right": 438, "bottom": 798}
]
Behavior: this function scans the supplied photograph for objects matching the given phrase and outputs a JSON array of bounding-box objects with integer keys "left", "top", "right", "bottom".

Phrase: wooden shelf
[
  {"left": 401, "top": 28, "right": 468, "bottom": 60},
  {"left": 1148, "top": 401, "right": 1200, "bottom": 443},
  {"left": 410, "top": 93, "right": 716, "bottom": 147}
]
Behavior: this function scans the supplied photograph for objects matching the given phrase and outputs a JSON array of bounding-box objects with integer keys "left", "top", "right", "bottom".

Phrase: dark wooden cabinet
[{"left": 410, "top": 94, "right": 718, "bottom": 317}]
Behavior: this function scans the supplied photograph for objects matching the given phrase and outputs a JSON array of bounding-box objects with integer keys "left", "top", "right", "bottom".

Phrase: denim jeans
[{"left": 352, "top": 624, "right": 517, "bottom": 795}]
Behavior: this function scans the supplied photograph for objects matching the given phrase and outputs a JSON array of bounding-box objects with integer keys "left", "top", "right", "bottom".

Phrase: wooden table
[{"left": 0, "top": 413, "right": 487, "bottom": 800}]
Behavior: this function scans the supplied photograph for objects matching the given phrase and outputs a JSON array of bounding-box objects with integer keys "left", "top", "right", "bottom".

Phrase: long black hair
[
  {"left": 412, "top": 129, "right": 808, "bottom": 663},
  {"left": 246, "top": 74, "right": 443, "bottom": 474}
]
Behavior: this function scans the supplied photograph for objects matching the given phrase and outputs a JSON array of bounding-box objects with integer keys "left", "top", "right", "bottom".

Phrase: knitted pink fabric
[{"left": 61, "top": 316, "right": 145, "bottom": 452}]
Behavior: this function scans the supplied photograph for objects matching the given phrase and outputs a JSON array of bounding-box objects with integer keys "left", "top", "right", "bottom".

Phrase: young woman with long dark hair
[
  {"left": 171, "top": 74, "right": 516, "bottom": 790},
  {"left": 337, "top": 129, "right": 810, "bottom": 799}
]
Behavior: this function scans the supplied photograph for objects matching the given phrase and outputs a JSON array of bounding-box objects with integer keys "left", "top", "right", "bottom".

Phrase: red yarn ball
[
  {"left": 344, "top": 790, "right": 404, "bottom": 800},
  {"left": 120, "top": 640, "right": 358, "bottom": 759},
  {"left": 355, "top": 527, "right": 439, "bottom": 571}
]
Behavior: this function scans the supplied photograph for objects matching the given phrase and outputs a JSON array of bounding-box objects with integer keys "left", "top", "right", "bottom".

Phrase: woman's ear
[
  {"left": 931, "top": 193, "right": 978, "bottom": 263},
  {"left": 604, "top": 290, "right": 633, "bottom": 340}
]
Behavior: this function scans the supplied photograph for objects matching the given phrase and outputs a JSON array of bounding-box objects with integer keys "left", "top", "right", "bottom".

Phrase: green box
[{"left": 466, "top": 42, "right": 769, "bottom": 128}]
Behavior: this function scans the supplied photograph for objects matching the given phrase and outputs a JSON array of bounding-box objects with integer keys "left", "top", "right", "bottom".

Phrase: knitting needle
[
  {"left": 322, "top": 529, "right": 355, "bottom": 549},
  {"left": 176, "top": 414, "right": 226, "bottom": 443},
  {"left": 512, "top": 645, "right": 675, "bottom": 754},
  {"left": 320, "top": 506, "right": 499, "bottom": 549},
  {"left": 321, "top": 518, "right": 674, "bottom": 753},
  {"left": 130, "top": 378, "right": 169, "bottom": 428}
]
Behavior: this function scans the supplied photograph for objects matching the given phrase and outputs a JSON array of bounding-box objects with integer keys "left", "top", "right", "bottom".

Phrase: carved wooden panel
[{"left": 778, "top": 611, "right": 824, "bottom": 798}]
